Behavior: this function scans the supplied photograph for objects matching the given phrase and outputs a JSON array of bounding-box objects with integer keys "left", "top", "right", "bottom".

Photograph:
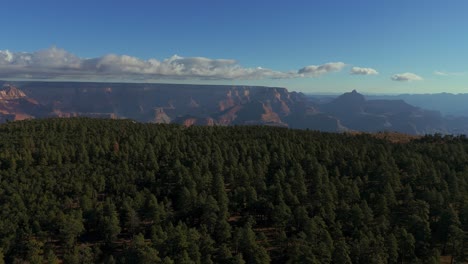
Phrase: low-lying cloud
[
  {"left": 0, "top": 47, "right": 346, "bottom": 81},
  {"left": 391, "top": 72, "right": 423, "bottom": 82},
  {"left": 433, "top": 70, "right": 465, "bottom": 77},
  {"left": 350, "top": 66, "right": 378, "bottom": 75},
  {"left": 298, "top": 62, "right": 345, "bottom": 77}
]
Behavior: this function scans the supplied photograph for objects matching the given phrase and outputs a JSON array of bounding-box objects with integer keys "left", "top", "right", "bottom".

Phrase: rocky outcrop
[
  {"left": 0, "top": 84, "right": 27, "bottom": 100},
  {"left": 153, "top": 108, "right": 171, "bottom": 124},
  {"left": 176, "top": 116, "right": 216, "bottom": 127},
  {"left": 0, "top": 84, "right": 49, "bottom": 121}
]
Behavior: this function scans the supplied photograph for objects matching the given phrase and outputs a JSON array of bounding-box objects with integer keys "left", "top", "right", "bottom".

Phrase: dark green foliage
[
  {"left": 332, "top": 239, "right": 352, "bottom": 264},
  {"left": 121, "top": 233, "right": 161, "bottom": 263},
  {"left": 0, "top": 118, "right": 467, "bottom": 263}
]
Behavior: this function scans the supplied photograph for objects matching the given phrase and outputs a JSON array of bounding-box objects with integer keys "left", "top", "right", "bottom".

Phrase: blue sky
[{"left": 1, "top": 0, "right": 467, "bottom": 94}]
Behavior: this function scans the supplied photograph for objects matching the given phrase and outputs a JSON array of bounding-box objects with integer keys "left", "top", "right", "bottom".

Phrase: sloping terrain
[{"left": 0, "top": 118, "right": 467, "bottom": 263}]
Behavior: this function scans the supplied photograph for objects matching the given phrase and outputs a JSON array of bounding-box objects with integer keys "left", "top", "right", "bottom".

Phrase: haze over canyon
[{"left": 0, "top": 80, "right": 467, "bottom": 135}]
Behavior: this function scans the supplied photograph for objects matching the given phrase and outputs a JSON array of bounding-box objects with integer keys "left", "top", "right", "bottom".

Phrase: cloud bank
[
  {"left": 391, "top": 72, "right": 423, "bottom": 82},
  {"left": 350, "top": 67, "right": 378, "bottom": 75},
  {"left": 0, "top": 47, "right": 346, "bottom": 81}
]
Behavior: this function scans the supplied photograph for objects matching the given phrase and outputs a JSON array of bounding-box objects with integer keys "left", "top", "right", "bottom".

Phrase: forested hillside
[{"left": 0, "top": 118, "right": 467, "bottom": 263}]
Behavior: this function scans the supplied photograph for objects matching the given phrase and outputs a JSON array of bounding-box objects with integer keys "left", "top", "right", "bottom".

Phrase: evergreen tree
[
  {"left": 99, "top": 199, "right": 121, "bottom": 245},
  {"left": 332, "top": 239, "right": 352, "bottom": 264}
]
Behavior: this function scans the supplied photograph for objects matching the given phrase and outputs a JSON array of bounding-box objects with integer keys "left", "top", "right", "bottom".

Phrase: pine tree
[
  {"left": 99, "top": 199, "right": 121, "bottom": 245},
  {"left": 332, "top": 239, "right": 352, "bottom": 264}
]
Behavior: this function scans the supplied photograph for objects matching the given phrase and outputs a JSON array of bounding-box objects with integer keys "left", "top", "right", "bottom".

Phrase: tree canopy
[{"left": 0, "top": 118, "right": 467, "bottom": 263}]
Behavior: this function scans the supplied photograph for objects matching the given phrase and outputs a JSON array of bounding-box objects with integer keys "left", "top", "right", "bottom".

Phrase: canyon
[{"left": 0, "top": 80, "right": 467, "bottom": 135}]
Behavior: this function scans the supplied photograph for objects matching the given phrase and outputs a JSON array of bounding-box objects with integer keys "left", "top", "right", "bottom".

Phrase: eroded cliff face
[
  {"left": 0, "top": 82, "right": 302, "bottom": 127},
  {"left": 0, "top": 84, "right": 27, "bottom": 100},
  {"left": 0, "top": 84, "right": 46, "bottom": 122},
  {"left": 0, "top": 81, "right": 458, "bottom": 135},
  {"left": 177, "top": 117, "right": 215, "bottom": 127},
  {"left": 153, "top": 108, "right": 171, "bottom": 124},
  {"left": 218, "top": 88, "right": 250, "bottom": 111}
]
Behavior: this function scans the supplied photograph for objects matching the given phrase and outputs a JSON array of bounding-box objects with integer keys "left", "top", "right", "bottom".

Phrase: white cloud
[
  {"left": 434, "top": 71, "right": 448, "bottom": 76},
  {"left": 298, "top": 62, "right": 345, "bottom": 77},
  {"left": 391, "top": 72, "right": 423, "bottom": 82},
  {"left": 0, "top": 50, "right": 14, "bottom": 63},
  {"left": 0, "top": 47, "right": 344, "bottom": 81},
  {"left": 434, "top": 70, "right": 465, "bottom": 76},
  {"left": 350, "top": 66, "right": 378, "bottom": 75}
]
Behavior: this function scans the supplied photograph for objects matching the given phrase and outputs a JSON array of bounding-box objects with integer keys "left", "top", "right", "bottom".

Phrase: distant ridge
[
  {"left": 366, "top": 93, "right": 468, "bottom": 117},
  {"left": 0, "top": 80, "right": 467, "bottom": 135}
]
